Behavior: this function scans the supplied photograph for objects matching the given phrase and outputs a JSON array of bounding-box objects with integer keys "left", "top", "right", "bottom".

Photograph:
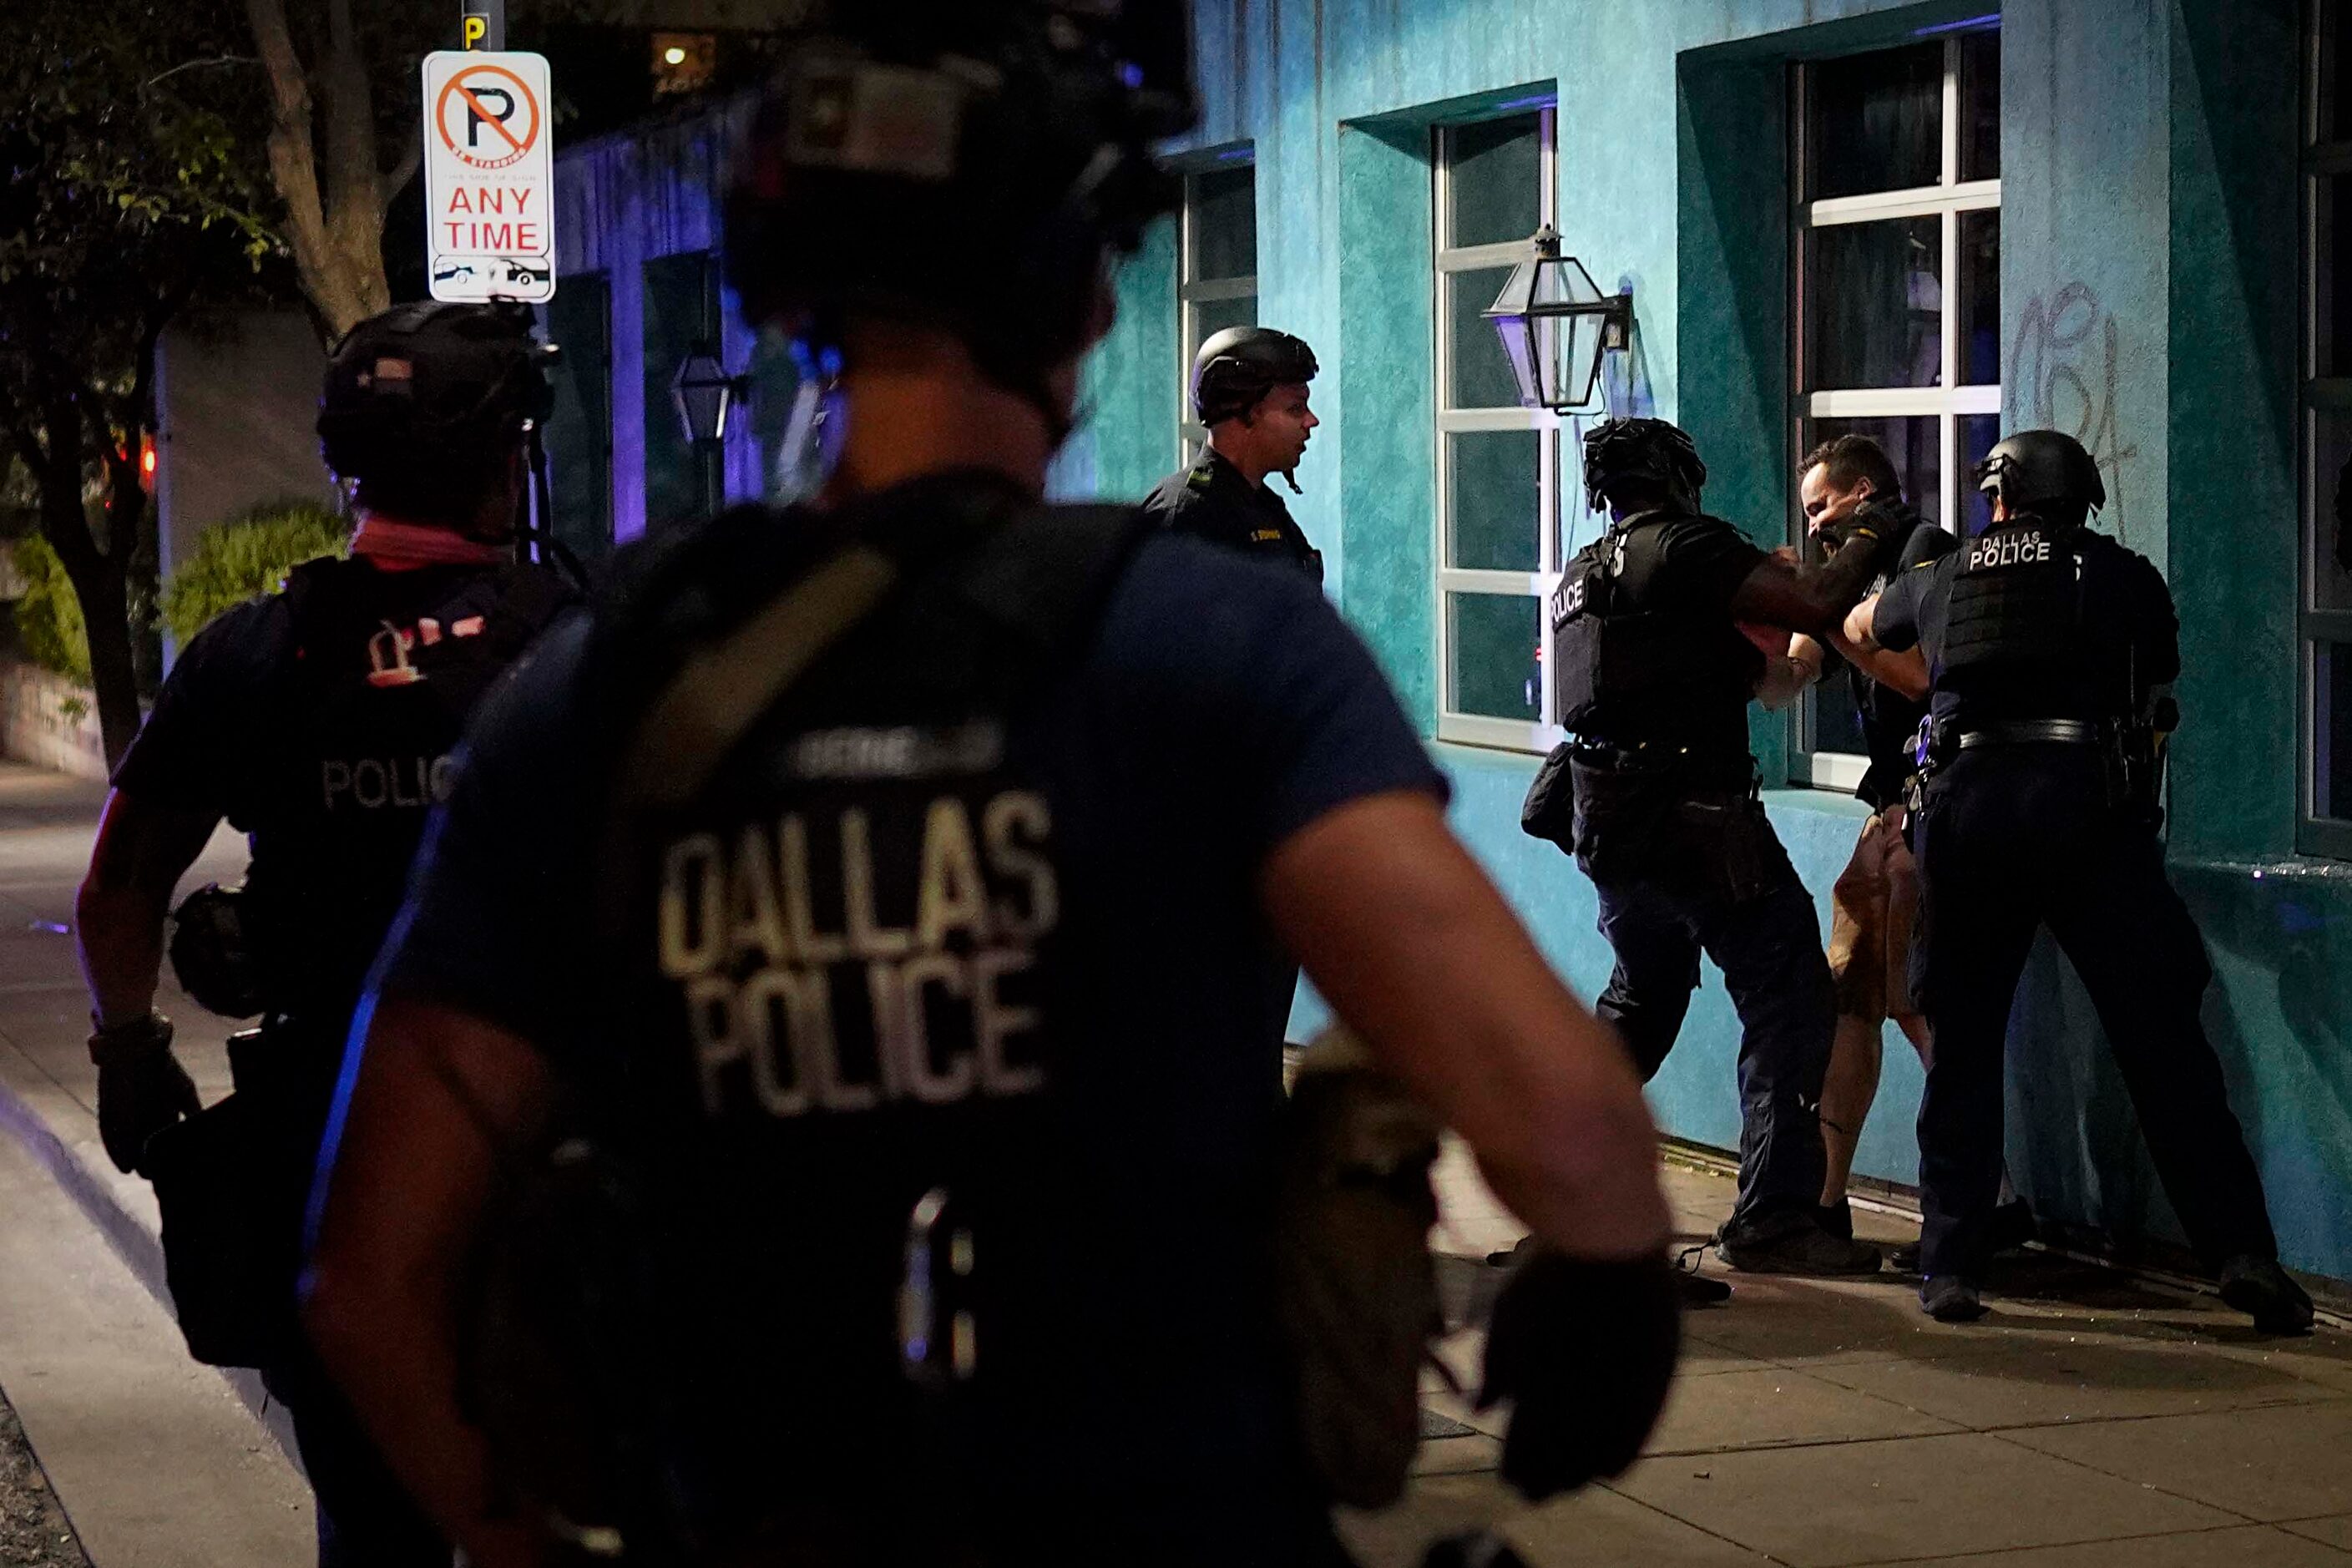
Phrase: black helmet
[
  {"left": 1191, "top": 326, "right": 1318, "bottom": 426},
  {"left": 1582, "top": 417, "right": 1707, "bottom": 513},
  {"left": 724, "top": 3, "right": 1196, "bottom": 424},
  {"left": 1974, "top": 429, "right": 2105, "bottom": 522},
  {"left": 316, "top": 302, "right": 554, "bottom": 485}
]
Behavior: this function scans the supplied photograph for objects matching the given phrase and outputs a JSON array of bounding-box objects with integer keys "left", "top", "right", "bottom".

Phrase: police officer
[
  {"left": 1849, "top": 429, "right": 2313, "bottom": 1331},
  {"left": 1142, "top": 326, "right": 1323, "bottom": 580},
  {"left": 1555, "top": 417, "right": 1895, "bottom": 1277},
  {"left": 303, "top": 8, "right": 1682, "bottom": 1567},
  {"left": 74, "top": 301, "right": 574, "bottom": 1565}
]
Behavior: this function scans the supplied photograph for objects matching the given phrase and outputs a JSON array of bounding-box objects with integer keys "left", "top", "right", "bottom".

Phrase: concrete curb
[{"left": 0, "top": 1050, "right": 303, "bottom": 1475}]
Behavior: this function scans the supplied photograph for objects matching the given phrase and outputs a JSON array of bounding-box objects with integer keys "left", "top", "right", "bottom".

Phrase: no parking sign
[{"left": 421, "top": 51, "right": 556, "bottom": 303}]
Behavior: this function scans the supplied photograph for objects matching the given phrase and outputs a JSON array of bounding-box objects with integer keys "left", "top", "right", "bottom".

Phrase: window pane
[
  {"left": 2322, "top": 0, "right": 2352, "bottom": 146},
  {"left": 1806, "top": 43, "right": 1942, "bottom": 200},
  {"left": 1804, "top": 662, "right": 1871, "bottom": 756},
  {"left": 1186, "top": 294, "right": 1258, "bottom": 374},
  {"left": 1189, "top": 165, "right": 1256, "bottom": 283},
  {"left": 543, "top": 276, "right": 612, "bottom": 563},
  {"left": 2314, "top": 410, "right": 2352, "bottom": 612},
  {"left": 1960, "top": 413, "right": 2000, "bottom": 539},
  {"left": 2319, "top": 643, "right": 2352, "bottom": 822},
  {"left": 1448, "top": 429, "right": 1541, "bottom": 571},
  {"left": 747, "top": 325, "right": 803, "bottom": 503},
  {"left": 2316, "top": 175, "right": 2352, "bottom": 378},
  {"left": 1805, "top": 217, "right": 1943, "bottom": 389},
  {"left": 1802, "top": 416, "right": 1943, "bottom": 532},
  {"left": 1449, "top": 266, "right": 1524, "bottom": 410},
  {"left": 1958, "top": 209, "right": 2000, "bottom": 387},
  {"left": 1959, "top": 30, "right": 2000, "bottom": 181},
  {"left": 1445, "top": 114, "right": 1543, "bottom": 249},
  {"left": 1447, "top": 592, "right": 1542, "bottom": 721}
]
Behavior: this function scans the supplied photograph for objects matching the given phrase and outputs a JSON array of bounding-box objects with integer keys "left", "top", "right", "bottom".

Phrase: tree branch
[
  {"left": 382, "top": 122, "right": 422, "bottom": 202},
  {"left": 320, "top": 0, "right": 389, "bottom": 324},
  {"left": 140, "top": 55, "right": 260, "bottom": 96},
  {"left": 244, "top": 0, "right": 350, "bottom": 330}
]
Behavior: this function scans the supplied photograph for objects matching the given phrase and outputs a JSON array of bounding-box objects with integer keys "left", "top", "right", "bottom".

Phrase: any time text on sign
[{"left": 422, "top": 51, "right": 556, "bottom": 304}]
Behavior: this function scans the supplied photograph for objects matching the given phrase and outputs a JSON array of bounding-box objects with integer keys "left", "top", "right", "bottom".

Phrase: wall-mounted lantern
[
  {"left": 672, "top": 346, "right": 745, "bottom": 446},
  {"left": 1482, "top": 225, "right": 1633, "bottom": 414}
]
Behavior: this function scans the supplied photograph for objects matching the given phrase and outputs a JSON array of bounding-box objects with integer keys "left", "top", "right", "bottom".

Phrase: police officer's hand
[
  {"left": 89, "top": 1012, "right": 200, "bottom": 1174},
  {"left": 1475, "top": 1247, "right": 1680, "bottom": 1501}
]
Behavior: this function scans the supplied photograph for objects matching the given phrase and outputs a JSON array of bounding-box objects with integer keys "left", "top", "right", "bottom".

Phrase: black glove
[
  {"left": 90, "top": 1012, "right": 200, "bottom": 1174},
  {"left": 1475, "top": 1248, "right": 1680, "bottom": 1501}
]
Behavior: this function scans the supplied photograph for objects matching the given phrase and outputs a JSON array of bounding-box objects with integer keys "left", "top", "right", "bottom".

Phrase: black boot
[{"left": 2220, "top": 1256, "right": 2315, "bottom": 1336}]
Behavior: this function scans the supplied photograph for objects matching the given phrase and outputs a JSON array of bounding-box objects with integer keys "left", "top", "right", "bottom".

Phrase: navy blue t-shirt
[
  {"left": 382, "top": 529, "right": 1444, "bottom": 1050},
  {"left": 370, "top": 520, "right": 1447, "bottom": 1545}
]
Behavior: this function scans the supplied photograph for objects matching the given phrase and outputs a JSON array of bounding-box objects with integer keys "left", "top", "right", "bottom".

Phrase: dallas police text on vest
[
  {"left": 656, "top": 790, "right": 1059, "bottom": 1119},
  {"left": 1966, "top": 530, "right": 2053, "bottom": 571}
]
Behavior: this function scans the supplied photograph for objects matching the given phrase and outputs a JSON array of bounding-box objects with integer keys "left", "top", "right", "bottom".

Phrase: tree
[
  {"left": 242, "top": 0, "right": 445, "bottom": 337},
  {"left": 0, "top": 3, "right": 281, "bottom": 766}
]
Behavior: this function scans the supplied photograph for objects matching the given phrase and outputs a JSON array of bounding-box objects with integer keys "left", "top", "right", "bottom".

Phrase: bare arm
[
  {"left": 1753, "top": 632, "right": 1823, "bottom": 712},
  {"left": 303, "top": 994, "right": 552, "bottom": 1568},
  {"left": 1828, "top": 626, "right": 1929, "bottom": 701},
  {"left": 1843, "top": 593, "right": 1880, "bottom": 650},
  {"left": 1726, "top": 529, "right": 1885, "bottom": 635},
  {"left": 1261, "top": 791, "right": 1669, "bottom": 1261},
  {"left": 76, "top": 790, "right": 225, "bottom": 1027}
]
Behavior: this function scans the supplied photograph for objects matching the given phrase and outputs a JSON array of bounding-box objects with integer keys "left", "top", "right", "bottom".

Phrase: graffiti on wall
[{"left": 2010, "top": 282, "right": 2140, "bottom": 542}]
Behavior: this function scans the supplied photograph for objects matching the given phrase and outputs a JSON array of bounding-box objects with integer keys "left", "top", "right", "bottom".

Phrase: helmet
[
  {"left": 316, "top": 302, "right": 554, "bottom": 485},
  {"left": 1974, "top": 430, "right": 2105, "bottom": 521},
  {"left": 1581, "top": 417, "right": 1707, "bottom": 513},
  {"left": 1191, "top": 326, "right": 1318, "bottom": 426},
  {"left": 724, "top": 3, "right": 1196, "bottom": 423}
]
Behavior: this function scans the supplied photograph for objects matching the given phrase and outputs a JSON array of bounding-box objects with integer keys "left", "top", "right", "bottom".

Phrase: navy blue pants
[
  {"left": 1909, "top": 748, "right": 2277, "bottom": 1280},
  {"left": 1588, "top": 827, "right": 1835, "bottom": 1227}
]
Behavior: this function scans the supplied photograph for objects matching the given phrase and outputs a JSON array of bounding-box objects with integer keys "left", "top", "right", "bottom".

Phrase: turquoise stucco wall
[{"left": 1065, "top": 0, "right": 2352, "bottom": 1282}]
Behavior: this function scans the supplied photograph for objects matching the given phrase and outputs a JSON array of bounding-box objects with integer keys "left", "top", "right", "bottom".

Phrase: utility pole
[{"left": 462, "top": 0, "right": 503, "bottom": 51}]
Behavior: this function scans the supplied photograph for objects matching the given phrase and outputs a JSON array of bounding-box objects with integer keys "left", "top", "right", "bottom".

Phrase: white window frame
[
  {"left": 2304, "top": 2, "right": 2352, "bottom": 858},
  {"left": 1791, "top": 31, "right": 2001, "bottom": 793},
  {"left": 1434, "top": 107, "right": 1562, "bottom": 753},
  {"left": 1177, "top": 157, "right": 1257, "bottom": 463}
]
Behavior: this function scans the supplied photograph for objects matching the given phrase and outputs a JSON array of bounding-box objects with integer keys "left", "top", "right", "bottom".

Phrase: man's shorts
[{"left": 1827, "top": 804, "right": 1921, "bottom": 1023}]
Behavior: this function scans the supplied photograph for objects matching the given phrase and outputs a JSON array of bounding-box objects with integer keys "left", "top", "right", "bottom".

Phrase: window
[
  {"left": 1434, "top": 108, "right": 1560, "bottom": 751},
  {"left": 542, "top": 275, "right": 613, "bottom": 564},
  {"left": 2308, "top": 1, "right": 2352, "bottom": 855},
  {"left": 1793, "top": 28, "right": 2001, "bottom": 788},
  {"left": 1177, "top": 158, "right": 1257, "bottom": 458},
  {"left": 642, "top": 250, "right": 721, "bottom": 529}
]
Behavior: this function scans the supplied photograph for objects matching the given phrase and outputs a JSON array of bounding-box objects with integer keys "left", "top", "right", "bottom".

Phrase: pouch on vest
[
  {"left": 1274, "top": 1024, "right": 1444, "bottom": 1510},
  {"left": 141, "top": 1021, "right": 330, "bottom": 1370},
  {"left": 1520, "top": 742, "right": 1577, "bottom": 851}
]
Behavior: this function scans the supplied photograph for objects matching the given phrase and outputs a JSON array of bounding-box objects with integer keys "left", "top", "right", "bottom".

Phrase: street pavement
[{"left": 0, "top": 761, "right": 2345, "bottom": 1567}]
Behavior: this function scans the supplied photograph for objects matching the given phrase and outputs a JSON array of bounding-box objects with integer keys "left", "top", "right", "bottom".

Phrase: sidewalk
[
  {"left": 0, "top": 761, "right": 2345, "bottom": 1567},
  {"left": 1344, "top": 1155, "right": 2352, "bottom": 1566}
]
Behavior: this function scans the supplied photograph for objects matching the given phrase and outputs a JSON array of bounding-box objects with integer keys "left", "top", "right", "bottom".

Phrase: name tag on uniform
[{"left": 1964, "top": 528, "right": 2053, "bottom": 572}]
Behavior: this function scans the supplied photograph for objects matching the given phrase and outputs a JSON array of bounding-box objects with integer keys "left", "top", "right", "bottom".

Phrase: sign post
[
  {"left": 421, "top": 50, "right": 555, "bottom": 304},
  {"left": 462, "top": 0, "right": 503, "bottom": 51}
]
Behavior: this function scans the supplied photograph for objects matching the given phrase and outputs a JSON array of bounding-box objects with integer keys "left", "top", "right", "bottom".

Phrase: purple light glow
[{"left": 1914, "top": 13, "right": 2000, "bottom": 36}]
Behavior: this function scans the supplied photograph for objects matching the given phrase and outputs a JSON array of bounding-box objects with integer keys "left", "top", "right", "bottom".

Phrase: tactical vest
[
  {"left": 1935, "top": 518, "right": 2129, "bottom": 726},
  {"left": 1550, "top": 511, "right": 1761, "bottom": 754},
  {"left": 239, "top": 555, "right": 570, "bottom": 1027},
  {"left": 488, "top": 485, "right": 1166, "bottom": 1556}
]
